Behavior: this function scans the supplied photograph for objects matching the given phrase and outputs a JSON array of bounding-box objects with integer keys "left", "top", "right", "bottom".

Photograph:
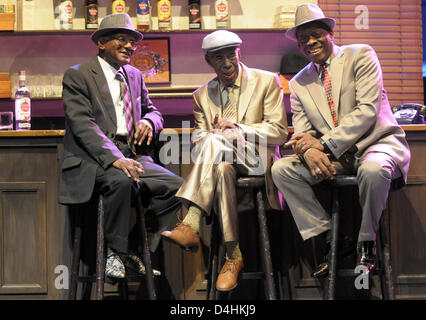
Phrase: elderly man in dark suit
[{"left": 59, "top": 13, "right": 183, "bottom": 278}]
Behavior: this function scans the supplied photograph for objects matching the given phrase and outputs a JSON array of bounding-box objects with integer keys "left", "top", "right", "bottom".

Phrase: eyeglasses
[
  {"left": 110, "top": 35, "right": 138, "bottom": 47},
  {"left": 297, "top": 29, "right": 330, "bottom": 46}
]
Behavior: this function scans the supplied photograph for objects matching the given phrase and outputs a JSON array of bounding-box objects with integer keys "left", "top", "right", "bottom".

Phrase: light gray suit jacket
[{"left": 289, "top": 44, "right": 410, "bottom": 181}]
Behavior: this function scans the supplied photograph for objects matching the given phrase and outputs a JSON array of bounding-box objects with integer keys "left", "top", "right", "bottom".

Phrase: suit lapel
[
  {"left": 90, "top": 57, "right": 117, "bottom": 127},
  {"left": 304, "top": 63, "right": 335, "bottom": 128},
  {"left": 207, "top": 78, "right": 222, "bottom": 120},
  {"left": 237, "top": 63, "right": 255, "bottom": 122},
  {"left": 330, "top": 46, "right": 344, "bottom": 120}
]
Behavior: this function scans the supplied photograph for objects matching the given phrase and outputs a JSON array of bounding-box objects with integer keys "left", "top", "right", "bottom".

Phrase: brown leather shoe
[
  {"left": 216, "top": 258, "right": 244, "bottom": 292},
  {"left": 161, "top": 223, "right": 200, "bottom": 252}
]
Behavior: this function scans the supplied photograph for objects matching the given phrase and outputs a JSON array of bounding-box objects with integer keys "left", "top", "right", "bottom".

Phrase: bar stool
[
  {"left": 206, "top": 176, "right": 277, "bottom": 300},
  {"left": 68, "top": 189, "right": 157, "bottom": 300},
  {"left": 325, "top": 175, "right": 400, "bottom": 300}
]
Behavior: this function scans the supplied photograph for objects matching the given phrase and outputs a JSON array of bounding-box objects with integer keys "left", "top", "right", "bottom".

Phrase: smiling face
[
  {"left": 296, "top": 21, "right": 334, "bottom": 65},
  {"left": 205, "top": 46, "right": 241, "bottom": 87},
  {"left": 98, "top": 32, "right": 138, "bottom": 68}
]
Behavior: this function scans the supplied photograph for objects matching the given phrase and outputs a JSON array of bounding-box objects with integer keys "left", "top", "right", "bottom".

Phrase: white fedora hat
[{"left": 285, "top": 3, "right": 335, "bottom": 41}]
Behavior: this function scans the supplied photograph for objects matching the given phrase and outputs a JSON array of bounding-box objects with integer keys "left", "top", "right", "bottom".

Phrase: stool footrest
[
  {"left": 240, "top": 272, "right": 265, "bottom": 280},
  {"left": 337, "top": 269, "right": 357, "bottom": 277},
  {"left": 337, "top": 267, "right": 385, "bottom": 277},
  {"left": 77, "top": 273, "right": 158, "bottom": 283}
]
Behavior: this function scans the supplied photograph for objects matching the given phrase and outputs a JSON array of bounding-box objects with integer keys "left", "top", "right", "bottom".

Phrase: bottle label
[
  {"left": 137, "top": 0, "right": 149, "bottom": 15},
  {"left": 60, "top": 0, "right": 73, "bottom": 29},
  {"left": 86, "top": 4, "right": 98, "bottom": 28},
  {"left": 215, "top": 0, "right": 228, "bottom": 20},
  {"left": 189, "top": 4, "right": 201, "bottom": 29},
  {"left": 158, "top": 0, "right": 171, "bottom": 22},
  {"left": 112, "top": 0, "right": 126, "bottom": 14},
  {"left": 15, "top": 97, "right": 31, "bottom": 125}
]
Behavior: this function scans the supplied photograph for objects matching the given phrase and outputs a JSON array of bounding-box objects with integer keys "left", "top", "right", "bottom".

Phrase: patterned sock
[
  {"left": 182, "top": 205, "right": 202, "bottom": 234},
  {"left": 225, "top": 241, "right": 243, "bottom": 261}
]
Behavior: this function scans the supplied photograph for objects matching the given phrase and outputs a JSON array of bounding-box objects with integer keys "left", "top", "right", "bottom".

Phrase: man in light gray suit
[
  {"left": 59, "top": 13, "right": 183, "bottom": 279},
  {"left": 271, "top": 4, "right": 410, "bottom": 277}
]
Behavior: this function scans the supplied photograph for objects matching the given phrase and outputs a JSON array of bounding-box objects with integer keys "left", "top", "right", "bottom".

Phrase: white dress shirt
[{"left": 97, "top": 56, "right": 128, "bottom": 136}]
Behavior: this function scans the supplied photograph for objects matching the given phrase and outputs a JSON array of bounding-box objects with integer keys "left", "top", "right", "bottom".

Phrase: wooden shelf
[{"left": 4, "top": 28, "right": 287, "bottom": 35}]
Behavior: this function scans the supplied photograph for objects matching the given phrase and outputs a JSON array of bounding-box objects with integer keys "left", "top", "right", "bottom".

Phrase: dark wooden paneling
[
  {"left": 0, "top": 136, "right": 69, "bottom": 300},
  {"left": 0, "top": 182, "right": 47, "bottom": 294},
  {"left": 389, "top": 130, "right": 426, "bottom": 300}
]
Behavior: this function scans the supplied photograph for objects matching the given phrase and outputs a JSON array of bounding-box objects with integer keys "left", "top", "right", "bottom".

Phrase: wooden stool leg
[
  {"left": 69, "top": 211, "right": 83, "bottom": 300},
  {"left": 136, "top": 194, "right": 157, "bottom": 300},
  {"left": 255, "top": 188, "right": 277, "bottom": 300},
  {"left": 95, "top": 195, "right": 105, "bottom": 300},
  {"left": 118, "top": 279, "right": 129, "bottom": 300},
  {"left": 326, "top": 187, "right": 340, "bottom": 300},
  {"left": 379, "top": 216, "right": 394, "bottom": 300},
  {"left": 207, "top": 214, "right": 220, "bottom": 300}
]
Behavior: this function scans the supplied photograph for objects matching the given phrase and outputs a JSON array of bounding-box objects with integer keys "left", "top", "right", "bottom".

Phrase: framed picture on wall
[{"left": 130, "top": 37, "right": 171, "bottom": 84}]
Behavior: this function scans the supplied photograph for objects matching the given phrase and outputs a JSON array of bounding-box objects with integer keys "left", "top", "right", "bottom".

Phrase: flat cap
[{"left": 202, "top": 30, "right": 242, "bottom": 52}]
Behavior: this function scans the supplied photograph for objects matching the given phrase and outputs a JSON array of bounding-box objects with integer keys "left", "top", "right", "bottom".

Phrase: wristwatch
[{"left": 319, "top": 138, "right": 330, "bottom": 153}]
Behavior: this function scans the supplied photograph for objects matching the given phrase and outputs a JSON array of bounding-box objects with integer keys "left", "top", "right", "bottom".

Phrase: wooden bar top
[{"left": 0, "top": 125, "right": 425, "bottom": 137}]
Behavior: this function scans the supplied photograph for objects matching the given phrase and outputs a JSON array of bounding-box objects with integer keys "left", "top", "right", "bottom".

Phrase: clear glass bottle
[
  {"left": 60, "top": 0, "right": 73, "bottom": 30},
  {"left": 215, "top": 0, "right": 229, "bottom": 29},
  {"left": 137, "top": 0, "right": 151, "bottom": 30},
  {"left": 15, "top": 71, "right": 31, "bottom": 130},
  {"left": 158, "top": 0, "right": 171, "bottom": 31}
]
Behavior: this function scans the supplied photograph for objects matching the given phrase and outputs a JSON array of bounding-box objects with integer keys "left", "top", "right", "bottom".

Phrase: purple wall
[{"left": 0, "top": 30, "right": 296, "bottom": 127}]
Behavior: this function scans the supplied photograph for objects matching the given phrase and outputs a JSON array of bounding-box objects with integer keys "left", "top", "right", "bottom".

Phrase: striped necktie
[
  {"left": 116, "top": 70, "right": 135, "bottom": 152},
  {"left": 320, "top": 63, "right": 338, "bottom": 127},
  {"left": 222, "top": 85, "right": 237, "bottom": 122}
]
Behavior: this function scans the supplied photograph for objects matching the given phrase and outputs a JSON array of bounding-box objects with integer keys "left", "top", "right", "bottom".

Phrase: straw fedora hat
[
  {"left": 285, "top": 3, "right": 335, "bottom": 41},
  {"left": 91, "top": 13, "right": 143, "bottom": 44}
]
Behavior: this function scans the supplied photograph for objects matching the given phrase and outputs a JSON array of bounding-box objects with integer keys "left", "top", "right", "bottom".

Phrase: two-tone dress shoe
[
  {"left": 120, "top": 252, "right": 161, "bottom": 276},
  {"left": 311, "top": 239, "right": 356, "bottom": 278},
  {"left": 216, "top": 258, "right": 244, "bottom": 292},
  {"left": 106, "top": 248, "right": 126, "bottom": 279},
  {"left": 312, "top": 261, "right": 329, "bottom": 278},
  {"left": 161, "top": 223, "right": 200, "bottom": 252}
]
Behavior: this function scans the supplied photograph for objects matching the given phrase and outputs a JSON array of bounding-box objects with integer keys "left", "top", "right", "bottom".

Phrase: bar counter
[
  {"left": 1, "top": 124, "right": 425, "bottom": 137},
  {"left": 0, "top": 124, "right": 425, "bottom": 299}
]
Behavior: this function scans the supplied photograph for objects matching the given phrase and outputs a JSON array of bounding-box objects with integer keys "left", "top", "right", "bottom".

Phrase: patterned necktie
[
  {"left": 116, "top": 70, "right": 135, "bottom": 151},
  {"left": 222, "top": 85, "right": 237, "bottom": 122},
  {"left": 320, "top": 63, "right": 338, "bottom": 127}
]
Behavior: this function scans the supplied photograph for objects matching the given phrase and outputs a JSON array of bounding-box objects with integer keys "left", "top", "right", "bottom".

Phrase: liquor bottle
[
  {"left": 137, "top": 0, "right": 151, "bottom": 30},
  {"left": 158, "top": 0, "right": 171, "bottom": 31},
  {"left": 112, "top": 0, "right": 126, "bottom": 14},
  {"left": 85, "top": 0, "right": 98, "bottom": 29},
  {"left": 215, "top": 0, "right": 229, "bottom": 29},
  {"left": 15, "top": 71, "right": 31, "bottom": 130},
  {"left": 188, "top": 0, "right": 201, "bottom": 30},
  {"left": 60, "top": 0, "right": 73, "bottom": 30}
]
